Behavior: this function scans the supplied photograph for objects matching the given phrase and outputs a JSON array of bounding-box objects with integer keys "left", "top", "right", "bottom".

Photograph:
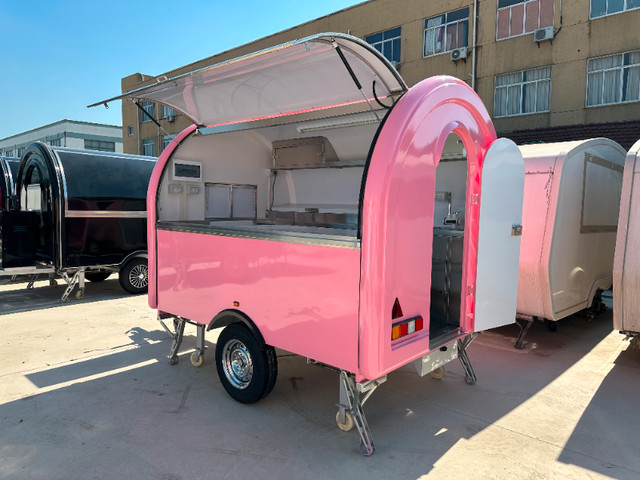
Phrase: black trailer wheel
[
  {"left": 85, "top": 270, "right": 111, "bottom": 282},
  {"left": 215, "top": 323, "right": 277, "bottom": 404},
  {"left": 118, "top": 257, "right": 148, "bottom": 294}
]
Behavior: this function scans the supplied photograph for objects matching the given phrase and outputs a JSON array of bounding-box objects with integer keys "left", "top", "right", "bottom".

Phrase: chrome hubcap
[
  {"left": 129, "top": 264, "right": 148, "bottom": 289},
  {"left": 222, "top": 340, "right": 253, "bottom": 389}
]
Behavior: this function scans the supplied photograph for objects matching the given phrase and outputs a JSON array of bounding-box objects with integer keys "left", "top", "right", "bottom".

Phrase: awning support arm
[
  {"left": 334, "top": 44, "right": 382, "bottom": 122},
  {"left": 134, "top": 101, "right": 162, "bottom": 128}
]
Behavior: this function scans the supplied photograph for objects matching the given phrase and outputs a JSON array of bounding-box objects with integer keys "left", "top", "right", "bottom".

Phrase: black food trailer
[
  {"left": 1, "top": 156, "right": 22, "bottom": 273},
  {"left": 1, "top": 156, "right": 20, "bottom": 210},
  {"left": 1, "top": 143, "right": 156, "bottom": 300}
]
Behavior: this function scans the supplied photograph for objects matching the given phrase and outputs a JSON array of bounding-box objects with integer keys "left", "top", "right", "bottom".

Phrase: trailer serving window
[{"left": 580, "top": 153, "right": 623, "bottom": 232}]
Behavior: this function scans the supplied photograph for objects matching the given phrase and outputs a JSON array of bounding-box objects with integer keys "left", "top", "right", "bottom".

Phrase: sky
[{"left": 0, "top": 0, "right": 365, "bottom": 139}]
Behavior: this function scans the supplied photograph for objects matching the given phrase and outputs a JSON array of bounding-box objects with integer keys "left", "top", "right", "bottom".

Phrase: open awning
[{"left": 89, "top": 33, "right": 408, "bottom": 128}]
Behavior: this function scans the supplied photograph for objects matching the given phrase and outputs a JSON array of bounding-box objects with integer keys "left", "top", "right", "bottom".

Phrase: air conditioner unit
[
  {"left": 167, "top": 114, "right": 176, "bottom": 123},
  {"left": 450, "top": 47, "right": 468, "bottom": 61},
  {"left": 534, "top": 26, "right": 555, "bottom": 42}
]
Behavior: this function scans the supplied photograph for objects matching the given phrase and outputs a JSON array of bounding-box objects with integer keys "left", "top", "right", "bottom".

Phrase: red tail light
[{"left": 391, "top": 316, "right": 424, "bottom": 341}]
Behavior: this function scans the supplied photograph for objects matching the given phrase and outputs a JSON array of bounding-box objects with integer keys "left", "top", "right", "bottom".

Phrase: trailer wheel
[
  {"left": 215, "top": 323, "right": 278, "bottom": 404},
  {"left": 430, "top": 366, "right": 445, "bottom": 379},
  {"left": 336, "top": 411, "right": 354, "bottom": 431},
  {"left": 85, "top": 270, "right": 111, "bottom": 282},
  {"left": 190, "top": 351, "right": 204, "bottom": 367},
  {"left": 118, "top": 257, "right": 148, "bottom": 294}
]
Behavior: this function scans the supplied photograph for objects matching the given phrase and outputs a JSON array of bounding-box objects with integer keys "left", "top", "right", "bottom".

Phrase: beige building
[{"left": 120, "top": 0, "right": 640, "bottom": 155}]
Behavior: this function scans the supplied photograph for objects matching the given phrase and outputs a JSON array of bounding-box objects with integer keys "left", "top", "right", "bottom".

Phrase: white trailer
[
  {"left": 515, "top": 139, "right": 625, "bottom": 348},
  {"left": 614, "top": 139, "right": 640, "bottom": 349}
]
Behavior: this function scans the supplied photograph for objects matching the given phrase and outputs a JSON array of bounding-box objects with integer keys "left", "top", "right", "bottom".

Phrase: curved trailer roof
[
  {"left": 18, "top": 143, "right": 157, "bottom": 213},
  {"left": 1, "top": 156, "right": 20, "bottom": 205},
  {"left": 90, "top": 33, "right": 408, "bottom": 130}
]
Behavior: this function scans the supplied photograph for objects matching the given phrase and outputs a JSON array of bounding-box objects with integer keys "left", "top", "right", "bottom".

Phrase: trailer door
[{"left": 474, "top": 138, "right": 524, "bottom": 331}]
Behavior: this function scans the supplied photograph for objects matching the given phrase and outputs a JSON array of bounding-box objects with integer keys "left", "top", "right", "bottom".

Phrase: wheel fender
[
  {"left": 119, "top": 251, "right": 148, "bottom": 270},
  {"left": 208, "top": 310, "right": 266, "bottom": 347}
]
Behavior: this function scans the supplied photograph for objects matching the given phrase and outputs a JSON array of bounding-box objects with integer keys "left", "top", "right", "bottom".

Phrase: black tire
[
  {"left": 118, "top": 257, "right": 148, "bottom": 294},
  {"left": 215, "top": 323, "right": 278, "bottom": 404},
  {"left": 85, "top": 270, "right": 111, "bottom": 282}
]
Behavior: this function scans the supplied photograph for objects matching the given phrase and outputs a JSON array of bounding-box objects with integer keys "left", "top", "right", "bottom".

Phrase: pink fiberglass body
[
  {"left": 358, "top": 76, "right": 496, "bottom": 380},
  {"left": 148, "top": 76, "right": 498, "bottom": 382}
]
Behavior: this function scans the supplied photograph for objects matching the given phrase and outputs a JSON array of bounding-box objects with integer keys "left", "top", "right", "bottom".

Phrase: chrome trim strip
[
  {"left": 157, "top": 222, "right": 360, "bottom": 249},
  {"left": 65, "top": 210, "right": 147, "bottom": 218}
]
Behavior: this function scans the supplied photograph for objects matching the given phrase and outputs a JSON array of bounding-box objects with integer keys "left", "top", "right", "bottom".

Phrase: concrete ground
[{"left": 0, "top": 278, "right": 639, "bottom": 480}]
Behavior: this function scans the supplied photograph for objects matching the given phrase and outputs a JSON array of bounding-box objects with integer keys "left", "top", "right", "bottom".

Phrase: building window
[
  {"left": 128, "top": 126, "right": 134, "bottom": 136},
  {"left": 494, "top": 66, "right": 551, "bottom": 117},
  {"left": 84, "top": 139, "right": 116, "bottom": 152},
  {"left": 587, "top": 51, "right": 640, "bottom": 107},
  {"left": 162, "top": 105, "right": 176, "bottom": 119},
  {"left": 162, "top": 134, "right": 176, "bottom": 151},
  {"left": 49, "top": 139, "right": 61, "bottom": 147},
  {"left": 142, "top": 138, "right": 155, "bottom": 156},
  {"left": 496, "top": 0, "right": 554, "bottom": 40},
  {"left": 591, "top": 0, "right": 640, "bottom": 18},
  {"left": 365, "top": 27, "right": 401, "bottom": 64},
  {"left": 424, "top": 8, "right": 469, "bottom": 57},
  {"left": 5, "top": 150, "right": 13, "bottom": 157},
  {"left": 140, "top": 101, "right": 154, "bottom": 123},
  {"left": 17, "top": 147, "right": 25, "bottom": 157}
]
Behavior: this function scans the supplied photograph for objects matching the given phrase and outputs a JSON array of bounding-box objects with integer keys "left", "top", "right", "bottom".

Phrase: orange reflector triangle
[{"left": 392, "top": 298, "right": 403, "bottom": 319}]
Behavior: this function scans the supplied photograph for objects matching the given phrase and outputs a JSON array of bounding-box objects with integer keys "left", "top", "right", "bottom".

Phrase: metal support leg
[
  {"left": 77, "top": 269, "right": 85, "bottom": 299},
  {"left": 338, "top": 371, "right": 384, "bottom": 456},
  {"left": 26, "top": 274, "right": 39, "bottom": 289},
  {"left": 457, "top": 333, "right": 478, "bottom": 385},
  {"left": 192, "top": 323, "right": 206, "bottom": 364},
  {"left": 167, "top": 317, "right": 186, "bottom": 365},
  {"left": 60, "top": 271, "right": 82, "bottom": 302},
  {"left": 514, "top": 316, "right": 534, "bottom": 350}
]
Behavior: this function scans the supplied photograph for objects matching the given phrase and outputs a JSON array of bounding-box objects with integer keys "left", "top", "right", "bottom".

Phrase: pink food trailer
[
  {"left": 614, "top": 139, "right": 640, "bottom": 350},
  {"left": 94, "top": 34, "right": 525, "bottom": 455},
  {"left": 514, "top": 139, "right": 626, "bottom": 348}
]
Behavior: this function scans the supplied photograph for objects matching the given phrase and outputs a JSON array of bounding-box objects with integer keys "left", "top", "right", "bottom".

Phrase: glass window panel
[
  {"left": 624, "top": 66, "right": 640, "bottom": 101},
  {"left": 525, "top": 1, "right": 540, "bottom": 32},
  {"left": 603, "top": 69, "right": 621, "bottom": 103},
  {"left": 384, "top": 27, "right": 401, "bottom": 39},
  {"left": 586, "top": 72, "right": 603, "bottom": 106},
  {"left": 539, "top": 0, "right": 554, "bottom": 26},
  {"left": 629, "top": 0, "right": 640, "bottom": 8},
  {"left": 458, "top": 20, "right": 469, "bottom": 47},
  {"left": 446, "top": 23, "right": 458, "bottom": 51},
  {"left": 608, "top": 0, "right": 624, "bottom": 13},
  {"left": 494, "top": 87, "right": 507, "bottom": 117},
  {"left": 497, "top": 9, "right": 511, "bottom": 39},
  {"left": 446, "top": 7, "right": 469, "bottom": 22},
  {"left": 536, "top": 80, "right": 551, "bottom": 111},
  {"left": 523, "top": 83, "right": 536, "bottom": 113},
  {"left": 425, "top": 15, "right": 444, "bottom": 28},
  {"left": 526, "top": 66, "right": 551, "bottom": 81},
  {"left": 627, "top": 51, "right": 640, "bottom": 65},
  {"left": 365, "top": 32, "right": 382, "bottom": 44},
  {"left": 510, "top": 4, "right": 525, "bottom": 36},
  {"left": 507, "top": 85, "right": 521, "bottom": 115},
  {"left": 383, "top": 41, "right": 392, "bottom": 60},
  {"left": 499, "top": 0, "right": 526, "bottom": 7},
  {"left": 392, "top": 38, "right": 401, "bottom": 62},
  {"left": 591, "top": 0, "right": 607, "bottom": 17}
]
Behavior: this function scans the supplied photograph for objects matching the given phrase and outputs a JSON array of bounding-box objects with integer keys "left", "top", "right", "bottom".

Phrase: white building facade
[{"left": 0, "top": 120, "right": 122, "bottom": 158}]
